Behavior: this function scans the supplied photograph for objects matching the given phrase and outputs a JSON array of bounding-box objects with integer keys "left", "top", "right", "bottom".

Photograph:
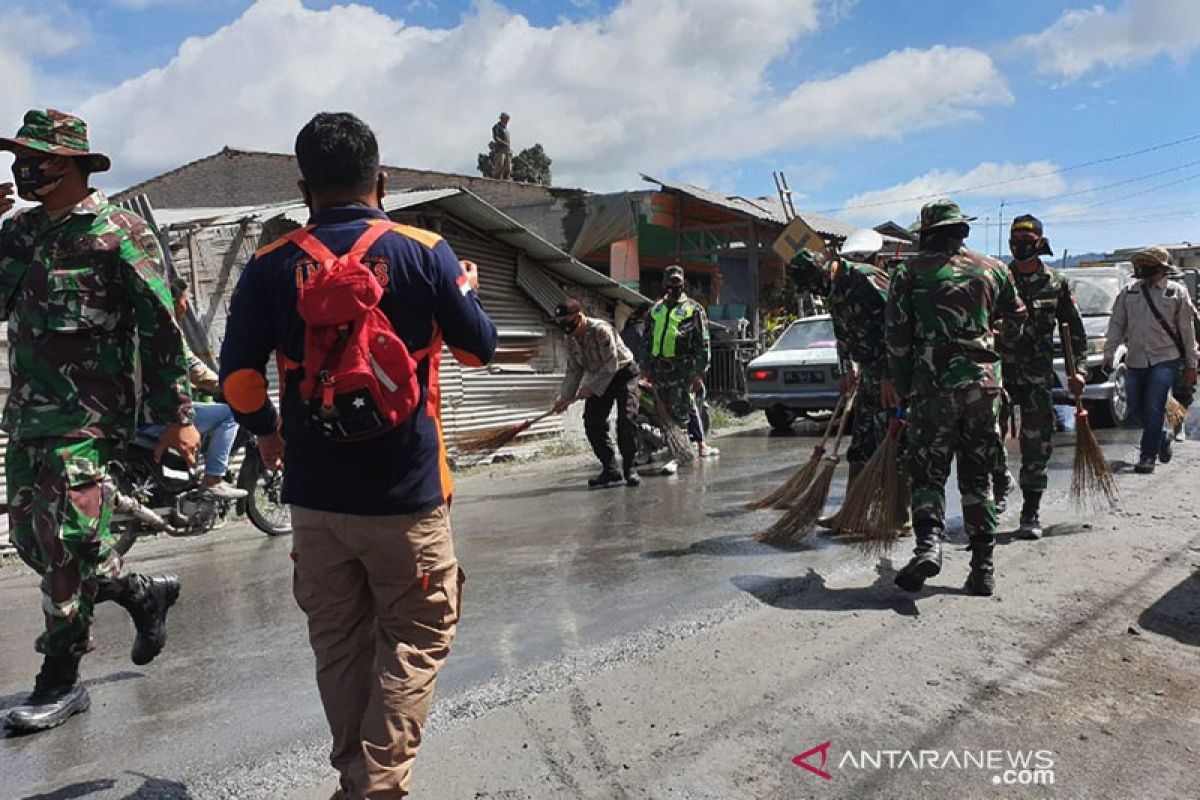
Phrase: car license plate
[{"left": 784, "top": 369, "right": 825, "bottom": 384}]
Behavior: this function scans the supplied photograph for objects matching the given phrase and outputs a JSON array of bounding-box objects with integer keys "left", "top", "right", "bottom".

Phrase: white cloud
[
  {"left": 838, "top": 161, "right": 1067, "bottom": 225},
  {"left": 74, "top": 0, "right": 1011, "bottom": 193},
  {"left": 0, "top": 3, "right": 84, "bottom": 131},
  {"left": 1016, "top": 0, "right": 1200, "bottom": 80}
]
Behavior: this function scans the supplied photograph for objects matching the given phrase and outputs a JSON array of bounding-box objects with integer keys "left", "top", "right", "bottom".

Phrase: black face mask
[
  {"left": 1010, "top": 240, "right": 1039, "bottom": 262},
  {"left": 12, "top": 156, "right": 62, "bottom": 201},
  {"left": 1134, "top": 265, "right": 1164, "bottom": 281},
  {"left": 665, "top": 284, "right": 683, "bottom": 301},
  {"left": 557, "top": 317, "right": 581, "bottom": 334}
]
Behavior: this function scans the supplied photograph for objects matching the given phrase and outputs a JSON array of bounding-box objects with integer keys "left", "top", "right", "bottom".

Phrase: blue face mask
[{"left": 12, "top": 156, "right": 62, "bottom": 200}]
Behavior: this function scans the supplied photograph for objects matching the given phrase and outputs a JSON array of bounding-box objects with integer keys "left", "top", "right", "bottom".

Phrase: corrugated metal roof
[
  {"left": 387, "top": 188, "right": 648, "bottom": 307},
  {"left": 641, "top": 174, "right": 858, "bottom": 239},
  {"left": 155, "top": 189, "right": 645, "bottom": 307}
]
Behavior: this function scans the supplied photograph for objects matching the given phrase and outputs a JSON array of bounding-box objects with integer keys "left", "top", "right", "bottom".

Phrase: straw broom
[
  {"left": 756, "top": 390, "right": 855, "bottom": 545},
  {"left": 1061, "top": 323, "right": 1118, "bottom": 511},
  {"left": 745, "top": 391, "right": 849, "bottom": 510},
  {"left": 650, "top": 385, "right": 697, "bottom": 465},
  {"left": 455, "top": 409, "right": 555, "bottom": 454},
  {"left": 832, "top": 408, "right": 908, "bottom": 554},
  {"left": 1166, "top": 395, "right": 1187, "bottom": 432}
]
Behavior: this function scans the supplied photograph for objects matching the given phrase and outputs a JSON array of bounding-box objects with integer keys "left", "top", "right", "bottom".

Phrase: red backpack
[{"left": 285, "top": 221, "right": 420, "bottom": 442}]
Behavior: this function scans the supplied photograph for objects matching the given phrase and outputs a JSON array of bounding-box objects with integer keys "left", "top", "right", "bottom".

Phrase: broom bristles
[
  {"left": 835, "top": 437, "right": 901, "bottom": 538},
  {"left": 756, "top": 458, "right": 837, "bottom": 544},
  {"left": 1070, "top": 412, "right": 1119, "bottom": 511},
  {"left": 1166, "top": 396, "right": 1187, "bottom": 431},
  {"left": 745, "top": 449, "right": 823, "bottom": 510},
  {"left": 455, "top": 423, "right": 525, "bottom": 454}
]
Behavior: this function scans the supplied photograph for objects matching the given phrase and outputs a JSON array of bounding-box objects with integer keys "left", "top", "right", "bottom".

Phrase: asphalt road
[{"left": 0, "top": 417, "right": 1165, "bottom": 799}]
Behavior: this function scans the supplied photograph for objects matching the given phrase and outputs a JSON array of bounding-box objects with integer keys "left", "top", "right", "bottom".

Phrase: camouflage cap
[
  {"left": 664, "top": 264, "right": 685, "bottom": 286},
  {"left": 0, "top": 109, "right": 111, "bottom": 173},
  {"left": 917, "top": 198, "right": 976, "bottom": 231}
]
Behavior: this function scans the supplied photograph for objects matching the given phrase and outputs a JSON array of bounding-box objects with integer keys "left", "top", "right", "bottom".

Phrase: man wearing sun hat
[
  {"left": 886, "top": 199, "right": 1026, "bottom": 597},
  {"left": 0, "top": 109, "right": 197, "bottom": 733}
]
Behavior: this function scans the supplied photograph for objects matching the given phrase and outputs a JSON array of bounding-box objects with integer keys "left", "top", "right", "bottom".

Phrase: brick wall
[{"left": 113, "top": 148, "right": 563, "bottom": 210}]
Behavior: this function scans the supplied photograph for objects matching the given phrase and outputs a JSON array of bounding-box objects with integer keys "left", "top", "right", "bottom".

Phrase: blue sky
[{"left": 3, "top": 0, "right": 1199, "bottom": 255}]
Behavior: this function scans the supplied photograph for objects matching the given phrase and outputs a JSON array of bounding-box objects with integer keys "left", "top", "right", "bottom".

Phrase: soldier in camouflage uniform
[
  {"left": 886, "top": 199, "right": 1026, "bottom": 596},
  {"left": 0, "top": 110, "right": 198, "bottom": 733},
  {"left": 788, "top": 232, "right": 911, "bottom": 530},
  {"left": 992, "top": 215, "right": 1087, "bottom": 540},
  {"left": 646, "top": 265, "right": 716, "bottom": 457}
]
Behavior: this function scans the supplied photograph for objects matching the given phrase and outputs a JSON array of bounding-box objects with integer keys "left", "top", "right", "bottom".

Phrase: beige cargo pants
[{"left": 291, "top": 504, "right": 464, "bottom": 799}]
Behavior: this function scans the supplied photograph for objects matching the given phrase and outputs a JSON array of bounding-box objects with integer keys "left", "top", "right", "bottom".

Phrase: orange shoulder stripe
[{"left": 390, "top": 223, "right": 443, "bottom": 250}]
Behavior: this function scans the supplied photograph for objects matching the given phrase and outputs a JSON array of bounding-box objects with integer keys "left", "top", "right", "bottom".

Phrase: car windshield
[
  {"left": 772, "top": 318, "right": 836, "bottom": 351},
  {"left": 1068, "top": 274, "right": 1121, "bottom": 316}
]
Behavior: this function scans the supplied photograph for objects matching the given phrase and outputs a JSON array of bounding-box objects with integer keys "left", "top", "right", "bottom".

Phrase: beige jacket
[
  {"left": 1104, "top": 277, "right": 1198, "bottom": 370},
  {"left": 559, "top": 317, "right": 635, "bottom": 401}
]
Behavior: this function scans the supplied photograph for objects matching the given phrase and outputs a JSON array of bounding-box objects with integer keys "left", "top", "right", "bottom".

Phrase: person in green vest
[{"left": 646, "top": 265, "right": 717, "bottom": 457}]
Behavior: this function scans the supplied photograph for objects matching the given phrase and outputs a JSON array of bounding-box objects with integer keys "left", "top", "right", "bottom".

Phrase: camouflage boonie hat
[
  {"left": 664, "top": 264, "right": 686, "bottom": 286},
  {"left": 917, "top": 198, "right": 976, "bottom": 231},
  {"left": 0, "top": 109, "right": 111, "bottom": 173}
]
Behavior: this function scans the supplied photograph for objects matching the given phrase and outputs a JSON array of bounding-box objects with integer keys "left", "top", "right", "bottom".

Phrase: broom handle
[
  {"left": 828, "top": 389, "right": 857, "bottom": 457},
  {"left": 1059, "top": 322, "right": 1084, "bottom": 412},
  {"left": 816, "top": 390, "right": 850, "bottom": 450}
]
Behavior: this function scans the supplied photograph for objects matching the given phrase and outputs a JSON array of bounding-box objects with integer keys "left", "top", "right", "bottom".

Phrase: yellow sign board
[{"left": 772, "top": 216, "right": 826, "bottom": 263}]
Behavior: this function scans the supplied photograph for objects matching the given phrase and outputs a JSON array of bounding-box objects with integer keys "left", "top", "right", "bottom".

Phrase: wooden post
[{"left": 748, "top": 222, "right": 760, "bottom": 339}]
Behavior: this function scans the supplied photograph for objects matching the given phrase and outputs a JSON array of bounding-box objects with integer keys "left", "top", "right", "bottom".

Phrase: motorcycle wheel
[{"left": 237, "top": 452, "right": 292, "bottom": 536}]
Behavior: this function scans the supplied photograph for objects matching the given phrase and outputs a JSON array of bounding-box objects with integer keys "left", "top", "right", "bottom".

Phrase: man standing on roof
[
  {"left": 220, "top": 112, "right": 497, "bottom": 797},
  {"left": 646, "top": 264, "right": 717, "bottom": 458},
  {"left": 489, "top": 112, "right": 512, "bottom": 180},
  {"left": 0, "top": 109, "right": 196, "bottom": 733},
  {"left": 887, "top": 199, "right": 1026, "bottom": 597},
  {"left": 992, "top": 215, "right": 1087, "bottom": 539}
]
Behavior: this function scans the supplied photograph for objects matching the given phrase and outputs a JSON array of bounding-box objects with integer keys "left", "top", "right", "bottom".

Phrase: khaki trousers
[{"left": 291, "top": 504, "right": 463, "bottom": 799}]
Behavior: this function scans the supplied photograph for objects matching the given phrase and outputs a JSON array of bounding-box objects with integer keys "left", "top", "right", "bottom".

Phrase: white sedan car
[{"left": 745, "top": 315, "right": 842, "bottom": 430}]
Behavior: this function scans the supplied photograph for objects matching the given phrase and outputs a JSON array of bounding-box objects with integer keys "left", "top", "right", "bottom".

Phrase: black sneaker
[
  {"left": 624, "top": 468, "right": 641, "bottom": 487},
  {"left": 1134, "top": 457, "right": 1156, "bottom": 474},
  {"left": 588, "top": 467, "right": 624, "bottom": 489},
  {"left": 1159, "top": 434, "right": 1173, "bottom": 464}
]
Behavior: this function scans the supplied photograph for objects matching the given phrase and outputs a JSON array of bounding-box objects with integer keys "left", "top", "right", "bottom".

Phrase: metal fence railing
[{"left": 707, "top": 338, "right": 761, "bottom": 403}]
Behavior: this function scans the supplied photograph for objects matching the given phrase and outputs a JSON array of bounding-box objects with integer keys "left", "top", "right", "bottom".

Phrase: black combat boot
[
  {"left": 964, "top": 536, "right": 996, "bottom": 596},
  {"left": 894, "top": 524, "right": 943, "bottom": 593},
  {"left": 623, "top": 463, "right": 641, "bottom": 487},
  {"left": 5, "top": 654, "right": 90, "bottom": 733},
  {"left": 1017, "top": 491, "right": 1043, "bottom": 540},
  {"left": 97, "top": 574, "right": 181, "bottom": 665},
  {"left": 587, "top": 464, "right": 624, "bottom": 490}
]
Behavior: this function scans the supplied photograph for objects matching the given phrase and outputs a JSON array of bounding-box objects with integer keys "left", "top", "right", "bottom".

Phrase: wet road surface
[{"left": 0, "top": 419, "right": 1160, "bottom": 798}]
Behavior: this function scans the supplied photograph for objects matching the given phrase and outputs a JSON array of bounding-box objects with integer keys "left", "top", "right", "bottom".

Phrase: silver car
[
  {"left": 1051, "top": 266, "right": 1131, "bottom": 426},
  {"left": 745, "top": 315, "right": 841, "bottom": 430}
]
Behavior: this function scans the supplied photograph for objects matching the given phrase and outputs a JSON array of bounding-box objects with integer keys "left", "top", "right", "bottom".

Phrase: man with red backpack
[{"left": 219, "top": 112, "right": 497, "bottom": 799}]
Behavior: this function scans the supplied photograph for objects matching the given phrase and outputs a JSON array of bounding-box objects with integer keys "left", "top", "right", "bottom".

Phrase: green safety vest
[{"left": 650, "top": 301, "right": 696, "bottom": 359}]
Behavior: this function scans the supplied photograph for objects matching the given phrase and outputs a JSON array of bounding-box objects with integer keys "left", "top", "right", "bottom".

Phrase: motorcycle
[{"left": 112, "top": 426, "right": 291, "bottom": 554}]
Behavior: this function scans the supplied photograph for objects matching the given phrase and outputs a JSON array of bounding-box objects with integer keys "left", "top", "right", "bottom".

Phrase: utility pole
[
  {"left": 997, "top": 200, "right": 1006, "bottom": 259},
  {"left": 984, "top": 215, "right": 990, "bottom": 256}
]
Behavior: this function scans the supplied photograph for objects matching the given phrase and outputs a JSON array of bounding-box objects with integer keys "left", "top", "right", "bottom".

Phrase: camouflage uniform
[
  {"left": 994, "top": 262, "right": 1086, "bottom": 499},
  {"left": 647, "top": 292, "right": 711, "bottom": 433},
  {"left": 0, "top": 111, "right": 193, "bottom": 660},
  {"left": 887, "top": 200, "right": 1026, "bottom": 594},
  {"left": 828, "top": 259, "right": 891, "bottom": 469}
]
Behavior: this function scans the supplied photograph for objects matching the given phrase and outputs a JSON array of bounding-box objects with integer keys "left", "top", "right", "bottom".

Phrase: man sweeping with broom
[
  {"left": 887, "top": 199, "right": 1026, "bottom": 596},
  {"left": 991, "top": 215, "right": 1088, "bottom": 540},
  {"left": 551, "top": 299, "right": 643, "bottom": 488},
  {"left": 787, "top": 231, "right": 911, "bottom": 534}
]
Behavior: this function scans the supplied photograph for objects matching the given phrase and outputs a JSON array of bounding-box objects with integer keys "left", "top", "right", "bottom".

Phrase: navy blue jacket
[{"left": 220, "top": 204, "right": 497, "bottom": 515}]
